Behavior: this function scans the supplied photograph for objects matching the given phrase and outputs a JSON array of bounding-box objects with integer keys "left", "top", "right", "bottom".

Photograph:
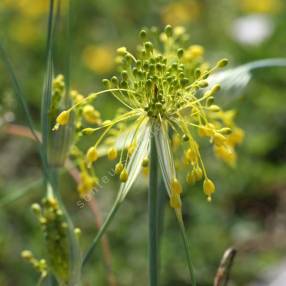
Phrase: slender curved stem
[
  {"left": 149, "top": 126, "right": 159, "bottom": 286},
  {"left": 82, "top": 196, "right": 121, "bottom": 267},
  {"left": 175, "top": 210, "right": 196, "bottom": 286}
]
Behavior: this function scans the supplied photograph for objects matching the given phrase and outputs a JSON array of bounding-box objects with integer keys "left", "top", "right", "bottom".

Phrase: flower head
[{"left": 54, "top": 25, "right": 244, "bottom": 205}]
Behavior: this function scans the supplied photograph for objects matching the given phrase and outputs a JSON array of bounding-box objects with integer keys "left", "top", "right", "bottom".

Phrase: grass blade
[
  {"left": 0, "top": 44, "right": 40, "bottom": 145},
  {"left": 41, "top": 0, "right": 55, "bottom": 175}
]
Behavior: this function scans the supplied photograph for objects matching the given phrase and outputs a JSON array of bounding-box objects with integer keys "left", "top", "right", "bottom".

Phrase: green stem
[
  {"left": 175, "top": 210, "right": 196, "bottom": 286},
  {"left": 82, "top": 196, "right": 121, "bottom": 267},
  {"left": 148, "top": 126, "right": 159, "bottom": 286}
]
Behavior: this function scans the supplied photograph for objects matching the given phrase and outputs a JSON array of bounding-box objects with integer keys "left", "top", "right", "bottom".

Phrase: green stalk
[
  {"left": 148, "top": 126, "right": 159, "bottom": 286},
  {"left": 82, "top": 195, "right": 121, "bottom": 267},
  {"left": 175, "top": 210, "right": 196, "bottom": 286}
]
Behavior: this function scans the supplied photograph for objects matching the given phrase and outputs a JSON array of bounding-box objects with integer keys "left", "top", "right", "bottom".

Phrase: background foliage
[{"left": 0, "top": 0, "right": 286, "bottom": 285}]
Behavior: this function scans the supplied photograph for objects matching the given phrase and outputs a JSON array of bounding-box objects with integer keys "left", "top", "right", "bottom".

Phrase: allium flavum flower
[{"left": 54, "top": 25, "right": 244, "bottom": 206}]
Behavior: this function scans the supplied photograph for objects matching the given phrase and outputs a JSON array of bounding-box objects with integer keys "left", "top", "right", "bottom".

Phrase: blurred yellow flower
[
  {"left": 184, "top": 45, "right": 204, "bottom": 61},
  {"left": 82, "top": 45, "right": 115, "bottom": 74},
  {"left": 239, "top": 0, "right": 282, "bottom": 14},
  {"left": 3, "top": 0, "right": 48, "bottom": 17},
  {"left": 9, "top": 19, "right": 40, "bottom": 45},
  {"left": 161, "top": 1, "right": 200, "bottom": 26}
]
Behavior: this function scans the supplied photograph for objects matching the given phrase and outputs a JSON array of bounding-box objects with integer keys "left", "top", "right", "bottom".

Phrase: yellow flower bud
[
  {"left": 203, "top": 178, "right": 215, "bottom": 200},
  {"left": 74, "top": 228, "right": 81, "bottom": 237},
  {"left": 198, "top": 124, "right": 214, "bottom": 137},
  {"left": 107, "top": 147, "right": 118, "bottom": 160},
  {"left": 186, "top": 45, "right": 204, "bottom": 60},
  {"left": 185, "top": 148, "right": 197, "bottom": 163},
  {"left": 217, "top": 58, "right": 229, "bottom": 68},
  {"left": 82, "top": 128, "right": 95, "bottom": 135},
  {"left": 228, "top": 128, "right": 245, "bottom": 145},
  {"left": 86, "top": 146, "right": 98, "bottom": 163},
  {"left": 169, "top": 193, "right": 181, "bottom": 209},
  {"left": 128, "top": 143, "right": 136, "bottom": 156},
  {"left": 142, "top": 157, "right": 149, "bottom": 168},
  {"left": 115, "top": 162, "right": 124, "bottom": 175},
  {"left": 56, "top": 110, "right": 70, "bottom": 126},
  {"left": 194, "top": 167, "right": 203, "bottom": 181},
  {"left": 171, "top": 178, "right": 182, "bottom": 194},
  {"left": 78, "top": 172, "right": 96, "bottom": 196},
  {"left": 219, "top": 127, "right": 232, "bottom": 135},
  {"left": 21, "top": 250, "right": 33, "bottom": 260},
  {"left": 120, "top": 169, "right": 128, "bottom": 182},
  {"left": 208, "top": 105, "right": 221, "bottom": 112},
  {"left": 83, "top": 105, "right": 101, "bottom": 124},
  {"left": 213, "top": 132, "right": 226, "bottom": 146},
  {"left": 214, "top": 145, "right": 236, "bottom": 167},
  {"left": 117, "top": 47, "right": 127, "bottom": 55},
  {"left": 186, "top": 171, "right": 195, "bottom": 185}
]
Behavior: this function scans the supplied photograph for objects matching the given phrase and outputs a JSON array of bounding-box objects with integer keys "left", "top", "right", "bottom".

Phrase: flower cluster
[
  {"left": 31, "top": 195, "right": 70, "bottom": 284},
  {"left": 54, "top": 25, "right": 244, "bottom": 205}
]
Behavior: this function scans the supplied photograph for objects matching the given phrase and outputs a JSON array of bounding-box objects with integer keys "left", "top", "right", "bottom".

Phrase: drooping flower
[{"left": 54, "top": 25, "right": 244, "bottom": 204}]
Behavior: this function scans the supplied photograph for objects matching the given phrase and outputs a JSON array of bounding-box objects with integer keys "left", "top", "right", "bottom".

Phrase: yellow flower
[
  {"left": 82, "top": 45, "right": 114, "bottom": 74},
  {"left": 161, "top": 1, "right": 200, "bottom": 26},
  {"left": 203, "top": 178, "right": 215, "bottom": 201},
  {"left": 82, "top": 105, "right": 101, "bottom": 125},
  {"left": 78, "top": 172, "right": 97, "bottom": 196},
  {"left": 214, "top": 145, "right": 236, "bottom": 167},
  {"left": 184, "top": 45, "right": 204, "bottom": 60},
  {"left": 240, "top": 0, "right": 282, "bottom": 14}
]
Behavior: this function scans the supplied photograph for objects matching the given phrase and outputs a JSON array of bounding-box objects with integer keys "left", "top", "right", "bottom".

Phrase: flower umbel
[{"left": 54, "top": 25, "right": 243, "bottom": 204}]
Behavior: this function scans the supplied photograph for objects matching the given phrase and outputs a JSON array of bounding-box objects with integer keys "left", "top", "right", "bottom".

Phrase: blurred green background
[{"left": 1, "top": 0, "right": 286, "bottom": 285}]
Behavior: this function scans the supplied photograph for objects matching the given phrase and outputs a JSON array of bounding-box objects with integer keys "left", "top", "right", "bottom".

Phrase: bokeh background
[{"left": 0, "top": 0, "right": 286, "bottom": 285}]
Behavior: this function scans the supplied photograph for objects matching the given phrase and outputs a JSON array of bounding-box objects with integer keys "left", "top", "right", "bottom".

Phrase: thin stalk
[
  {"left": 82, "top": 196, "right": 121, "bottom": 267},
  {"left": 175, "top": 210, "right": 196, "bottom": 286},
  {"left": 148, "top": 126, "right": 159, "bottom": 286}
]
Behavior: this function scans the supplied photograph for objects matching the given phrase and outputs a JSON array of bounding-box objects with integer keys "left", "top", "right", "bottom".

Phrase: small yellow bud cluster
[
  {"left": 184, "top": 45, "right": 204, "bottom": 60},
  {"left": 186, "top": 166, "right": 203, "bottom": 185},
  {"left": 114, "top": 161, "right": 128, "bottom": 182},
  {"left": 70, "top": 90, "right": 84, "bottom": 104},
  {"left": 78, "top": 172, "right": 97, "bottom": 196},
  {"left": 82, "top": 105, "right": 101, "bottom": 125},
  {"left": 31, "top": 196, "right": 71, "bottom": 283},
  {"left": 21, "top": 250, "right": 48, "bottom": 278},
  {"left": 52, "top": 74, "right": 65, "bottom": 94}
]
